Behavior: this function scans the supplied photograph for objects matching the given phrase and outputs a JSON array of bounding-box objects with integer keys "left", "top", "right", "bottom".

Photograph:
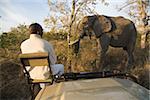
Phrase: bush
[{"left": 43, "top": 32, "right": 67, "bottom": 41}]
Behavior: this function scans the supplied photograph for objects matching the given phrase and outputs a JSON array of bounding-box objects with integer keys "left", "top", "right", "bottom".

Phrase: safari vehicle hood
[{"left": 35, "top": 78, "right": 149, "bottom": 100}]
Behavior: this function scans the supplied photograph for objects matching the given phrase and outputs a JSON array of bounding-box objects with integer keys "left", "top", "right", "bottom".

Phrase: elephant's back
[
  {"left": 110, "top": 16, "right": 131, "bottom": 26},
  {"left": 108, "top": 16, "right": 137, "bottom": 47},
  {"left": 108, "top": 16, "right": 135, "bottom": 36}
]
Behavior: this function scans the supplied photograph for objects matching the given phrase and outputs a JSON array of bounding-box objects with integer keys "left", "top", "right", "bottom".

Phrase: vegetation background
[{"left": 0, "top": 0, "right": 149, "bottom": 99}]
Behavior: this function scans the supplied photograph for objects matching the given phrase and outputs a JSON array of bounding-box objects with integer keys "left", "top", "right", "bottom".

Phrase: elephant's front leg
[
  {"left": 125, "top": 48, "right": 134, "bottom": 72},
  {"left": 96, "top": 35, "right": 110, "bottom": 71}
]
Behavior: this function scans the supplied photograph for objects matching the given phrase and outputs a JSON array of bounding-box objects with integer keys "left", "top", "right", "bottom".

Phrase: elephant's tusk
[{"left": 68, "top": 39, "right": 80, "bottom": 46}]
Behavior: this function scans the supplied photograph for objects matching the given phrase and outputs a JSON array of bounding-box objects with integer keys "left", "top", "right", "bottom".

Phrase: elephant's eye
[{"left": 83, "top": 22, "right": 87, "bottom": 25}]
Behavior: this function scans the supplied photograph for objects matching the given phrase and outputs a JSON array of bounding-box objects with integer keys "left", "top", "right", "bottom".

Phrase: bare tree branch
[
  {"left": 72, "top": 2, "right": 85, "bottom": 24},
  {"left": 119, "top": 1, "right": 137, "bottom": 11}
]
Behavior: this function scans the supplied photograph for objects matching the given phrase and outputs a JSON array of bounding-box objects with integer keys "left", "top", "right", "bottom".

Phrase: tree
[
  {"left": 46, "top": 0, "right": 102, "bottom": 32},
  {"left": 119, "top": 0, "right": 150, "bottom": 48},
  {"left": 0, "top": 24, "right": 28, "bottom": 58}
]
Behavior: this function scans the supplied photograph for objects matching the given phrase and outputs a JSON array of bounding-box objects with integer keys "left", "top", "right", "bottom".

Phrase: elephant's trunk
[
  {"left": 70, "top": 39, "right": 80, "bottom": 55},
  {"left": 79, "top": 33, "right": 84, "bottom": 39}
]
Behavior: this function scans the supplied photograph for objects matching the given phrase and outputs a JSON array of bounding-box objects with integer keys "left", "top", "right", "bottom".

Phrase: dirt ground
[{"left": 0, "top": 60, "right": 31, "bottom": 100}]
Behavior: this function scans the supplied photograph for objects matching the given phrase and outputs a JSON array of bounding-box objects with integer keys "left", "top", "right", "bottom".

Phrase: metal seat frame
[{"left": 19, "top": 52, "right": 53, "bottom": 99}]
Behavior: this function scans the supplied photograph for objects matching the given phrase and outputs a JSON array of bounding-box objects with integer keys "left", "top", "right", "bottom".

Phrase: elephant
[{"left": 77, "top": 15, "right": 137, "bottom": 71}]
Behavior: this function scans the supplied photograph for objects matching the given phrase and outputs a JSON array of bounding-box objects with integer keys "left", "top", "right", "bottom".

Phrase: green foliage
[
  {"left": 0, "top": 24, "right": 29, "bottom": 59},
  {"left": 0, "top": 33, "right": 10, "bottom": 48},
  {"left": 43, "top": 31, "right": 67, "bottom": 41}
]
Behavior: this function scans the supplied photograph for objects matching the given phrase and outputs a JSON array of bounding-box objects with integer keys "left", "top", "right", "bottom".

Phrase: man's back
[
  {"left": 21, "top": 34, "right": 57, "bottom": 65},
  {"left": 21, "top": 34, "right": 56, "bottom": 79},
  {"left": 21, "top": 34, "right": 47, "bottom": 53}
]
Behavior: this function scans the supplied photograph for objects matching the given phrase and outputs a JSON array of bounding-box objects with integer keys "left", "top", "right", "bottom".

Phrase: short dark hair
[{"left": 29, "top": 23, "right": 43, "bottom": 35}]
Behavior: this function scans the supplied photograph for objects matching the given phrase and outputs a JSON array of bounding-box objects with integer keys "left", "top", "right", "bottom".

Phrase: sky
[{"left": 0, "top": 0, "right": 130, "bottom": 33}]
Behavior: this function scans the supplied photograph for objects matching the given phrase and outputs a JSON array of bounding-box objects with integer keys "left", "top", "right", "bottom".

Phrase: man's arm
[{"left": 46, "top": 42, "right": 57, "bottom": 65}]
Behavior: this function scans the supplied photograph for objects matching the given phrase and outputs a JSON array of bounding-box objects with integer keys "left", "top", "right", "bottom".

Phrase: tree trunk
[
  {"left": 67, "top": 0, "right": 76, "bottom": 72},
  {"left": 138, "top": 0, "right": 148, "bottom": 49},
  {"left": 140, "top": 34, "right": 146, "bottom": 49}
]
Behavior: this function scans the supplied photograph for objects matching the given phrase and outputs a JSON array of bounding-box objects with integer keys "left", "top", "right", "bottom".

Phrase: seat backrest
[
  {"left": 19, "top": 52, "right": 52, "bottom": 84},
  {"left": 19, "top": 52, "right": 50, "bottom": 66}
]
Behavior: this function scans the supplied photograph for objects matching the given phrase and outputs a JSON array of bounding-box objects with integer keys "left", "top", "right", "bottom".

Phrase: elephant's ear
[
  {"left": 77, "top": 16, "right": 89, "bottom": 31},
  {"left": 87, "top": 16, "right": 97, "bottom": 27},
  {"left": 98, "top": 15, "right": 112, "bottom": 33}
]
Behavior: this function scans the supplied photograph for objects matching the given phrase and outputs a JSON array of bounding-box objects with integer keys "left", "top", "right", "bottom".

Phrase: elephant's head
[{"left": 77, "top": 15, "right": 112, "bottom": 39}]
